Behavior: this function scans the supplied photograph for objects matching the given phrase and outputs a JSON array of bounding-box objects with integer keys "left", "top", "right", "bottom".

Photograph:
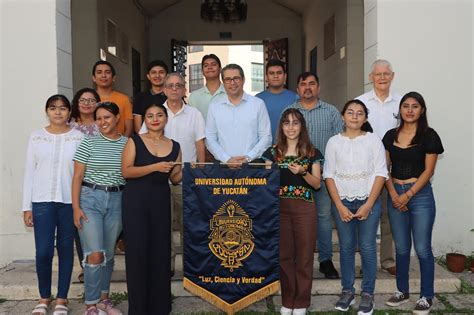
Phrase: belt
[{"left": 82, "top": 181, "right": 124, "bottom": 192}]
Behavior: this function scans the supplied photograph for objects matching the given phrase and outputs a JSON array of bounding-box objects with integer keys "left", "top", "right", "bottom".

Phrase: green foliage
[
  {"left": 0, "top": 298, "right": 7, "bottom": 304},
  {"left": 109, "top": 291, "right": 128, "bottom": 305},
  {"left": 458, "top": 278, "right": 474, "bottom": 294},
  {"left": 435, "top": 254, "right": 447, "bottom": 268}
]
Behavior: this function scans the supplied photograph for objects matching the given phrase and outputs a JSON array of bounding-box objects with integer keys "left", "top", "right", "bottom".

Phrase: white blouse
[
  {"left": 323, "top": 132, "right": 388, "bottom": 201},
  {"left": 22, "top": 128, "right": 84, "bottom": 211}
]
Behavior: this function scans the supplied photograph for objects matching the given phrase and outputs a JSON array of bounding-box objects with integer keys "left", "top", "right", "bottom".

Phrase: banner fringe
[{"left": 183, "top": 277, "right": 280, "bottom": 315}]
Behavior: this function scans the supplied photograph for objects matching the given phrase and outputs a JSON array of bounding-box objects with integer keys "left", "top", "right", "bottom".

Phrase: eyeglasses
[
  {"left": 164, "top": 83, "right": 185, "bottom": 90},
  {"left": 79, "top": 98, "right": 98, "bottom": 105},
  {"left": 372, "top": 72, "right": 393, "bottom": 78},
  {"left": 223, "top": 76, "right": 242, "bottom": 84}
]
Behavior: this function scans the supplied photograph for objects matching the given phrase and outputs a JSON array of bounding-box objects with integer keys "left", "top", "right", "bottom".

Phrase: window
[
  {"left": 189, "top": 64, "right": 204, "bottom": 92},
  {"left": 188, "top": 45, "right": 204, "bottom": 53},
  {"left": 106, "top": 19, "right": 117, "bottom": 56},
  {"left": 251, "top": 45, "right": 263, "bottom": 52},
  {"left": 251, "top": 63, "right": 264, "bottom": 92}
]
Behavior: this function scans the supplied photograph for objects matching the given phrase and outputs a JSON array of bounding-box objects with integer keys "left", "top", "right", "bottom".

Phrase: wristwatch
[
  {"left": 301, "top": 170, "right": 308, "bottom": 176},
  {"left": 245, "top": 156, "right": 252, "bottom": 163}
]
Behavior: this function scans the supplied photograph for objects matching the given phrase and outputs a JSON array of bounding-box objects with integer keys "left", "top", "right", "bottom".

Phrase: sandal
[
  {"left": 32, "top": 303, "right": 49, "bottom": 315},
  {"left": 53, "top": 304, "right": 69, "bottom": 315}
]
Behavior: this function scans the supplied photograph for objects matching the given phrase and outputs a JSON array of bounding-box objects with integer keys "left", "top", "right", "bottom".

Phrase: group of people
[{"left": 22, "top": 54, "right": 443, "bottom": 315}]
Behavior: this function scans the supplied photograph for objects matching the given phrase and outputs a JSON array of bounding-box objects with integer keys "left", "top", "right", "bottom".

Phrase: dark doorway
[{"left": 131, "top": 48, "right": 141, "bottom": 97}]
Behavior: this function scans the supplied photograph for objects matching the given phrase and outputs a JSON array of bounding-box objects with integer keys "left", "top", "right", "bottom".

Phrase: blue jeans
[
  {"left": 78, "top": 186, "right": 122, "bottom": 304},
  {"left": 332, "top": 198, "right": 382, "bottom": 294},
  {"left": 315, "top": 181, "right": 334, "bottom": 262},
  {"left": 32, "top": 202, "right": 74, "bottom": 299},
  {"left": 388, "top": 182, "right": 436, "bottom": 299}
]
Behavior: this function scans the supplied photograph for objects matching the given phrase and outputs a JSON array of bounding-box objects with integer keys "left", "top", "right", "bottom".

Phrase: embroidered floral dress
[
  {"left": 69, "top": 120, "right": 99, "bottom": 137},
  {"left": 262, "top": 145, "right": 323, "bottom": 202}
]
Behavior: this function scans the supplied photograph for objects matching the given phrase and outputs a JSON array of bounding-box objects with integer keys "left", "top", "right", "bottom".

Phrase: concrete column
[{"left": 0, "top": 0, "right": 72, "bottom": 267}]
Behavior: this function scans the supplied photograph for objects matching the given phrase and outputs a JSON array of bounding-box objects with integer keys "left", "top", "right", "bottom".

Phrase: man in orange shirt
[{"left": 92, "top": 60, "right": 133, "bottom": 136}]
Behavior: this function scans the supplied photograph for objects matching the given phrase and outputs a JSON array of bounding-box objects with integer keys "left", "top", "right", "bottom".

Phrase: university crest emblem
[{"left": 209, "top": 200, "right": 254, "bottom": 271}]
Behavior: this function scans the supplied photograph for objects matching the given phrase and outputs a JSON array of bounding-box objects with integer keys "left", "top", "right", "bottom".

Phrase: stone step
[
  {"left": 56, "top": 252, "right": 367, "bottom": 274},
  {"left": 1, "top": 256, "right": 460, "bottom": 300}
]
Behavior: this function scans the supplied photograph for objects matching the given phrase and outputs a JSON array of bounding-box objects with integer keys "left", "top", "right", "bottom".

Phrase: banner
[{"left": 183, "top": 164, "right": 280, "bottom": 314}]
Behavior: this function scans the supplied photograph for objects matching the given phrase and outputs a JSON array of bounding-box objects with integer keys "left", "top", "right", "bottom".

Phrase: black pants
[{"left": 122, "top": 186, "right": 171, "bottom": 315}]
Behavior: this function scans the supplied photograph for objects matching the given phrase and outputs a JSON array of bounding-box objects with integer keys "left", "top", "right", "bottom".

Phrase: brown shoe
[
  {"left": 116, "top": 239, "right": 126, "bottom": 253},
  {"left": 384, "top": 266, "right": 396, "bottom": 276}
]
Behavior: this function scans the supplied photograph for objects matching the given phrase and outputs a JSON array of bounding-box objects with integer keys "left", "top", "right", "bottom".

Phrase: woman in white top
[
  {"left": 323, "top": 99, "right": 387, "bottom": 315},
  {"left": 22, "top": 94, "right": 84, "bottom": 315}
]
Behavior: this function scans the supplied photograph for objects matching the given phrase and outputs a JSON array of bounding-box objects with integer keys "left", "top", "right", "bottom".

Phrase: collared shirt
[
  {"left": 205, "top": 93, "right": 272, "bottom": 162},
  {"left": 139, "top": 101, "right": 205, "bottom": 163},
  {"left": 189, "top": 83, "right": 226, "bottom": 120},
  {"left": 356, "top": 89, "right": 401, "bottom": 139},
  {"left": 256, "top": 89, "right": 299, "bottom": 141},
  {"left": 286, "top": 100, "right": 343, "bottom": 156}
]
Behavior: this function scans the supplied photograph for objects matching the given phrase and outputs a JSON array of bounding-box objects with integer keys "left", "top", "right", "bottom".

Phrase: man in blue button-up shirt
[{"left": 205, "top": 64, "right": 272, "bottom": 166}]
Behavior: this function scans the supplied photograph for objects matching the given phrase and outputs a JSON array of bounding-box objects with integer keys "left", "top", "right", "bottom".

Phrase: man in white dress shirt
[
  {"left": 142, "top": 73, "right": 206, "bottom": 274},
  {"left": 356, "top": 59, "right": 401, "bottom": 275}
]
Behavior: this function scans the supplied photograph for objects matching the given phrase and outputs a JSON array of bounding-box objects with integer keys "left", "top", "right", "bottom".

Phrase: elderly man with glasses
[
  {"left": 205, "top": 63, "right": 272, "bottom": 166},
  {"left": 356, "top": 59, "right": 402, "bottom": 277}
]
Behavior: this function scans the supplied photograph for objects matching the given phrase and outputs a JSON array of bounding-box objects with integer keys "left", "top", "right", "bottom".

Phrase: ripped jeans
[{"left": 78, "top": 186, "right": 122, "bottom": 304}]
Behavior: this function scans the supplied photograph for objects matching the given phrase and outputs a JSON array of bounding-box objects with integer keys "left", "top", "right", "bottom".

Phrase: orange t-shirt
[{"left": 98, "top": 90, "right": 133, "bottom": 135}]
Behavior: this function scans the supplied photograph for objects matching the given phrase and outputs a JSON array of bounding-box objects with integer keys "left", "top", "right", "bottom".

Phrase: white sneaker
[
  {"left": 293, "top": 308, "right": 307, "bottom": 315},
  {"left": 280, "top": 306, "right": 293, "bottom": 315}
]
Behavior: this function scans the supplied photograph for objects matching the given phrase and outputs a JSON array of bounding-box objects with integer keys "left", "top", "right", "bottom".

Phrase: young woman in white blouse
[
  {"left": 323, "top": 99, "right": 388, "bottom": 315},
  {"left": 22, "top": 94, "right": 84, "bottom": 315}
]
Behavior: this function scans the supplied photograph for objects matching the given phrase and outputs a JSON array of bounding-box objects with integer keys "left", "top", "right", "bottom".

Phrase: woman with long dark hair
[
  {"left": 121, "top": 103, "right": 182, "bottom": 315},
  {"left": 69, "top": 88, "right": 102, "bottom": 283},
  {"left": 383, "top": 92, "right": 443, "bottom": 315},
  {"left": 263, "top": 108, "right": 322, "bottom": 315},
  {"left": 324, "top": 99, "right": 387, "bottom": 315},
  {"left": 70, "top": 88, "right": 101, "bottom": 137},
  {"left": 72, "top": 102, "right": 127, "bottom": 315},
  {"left": 23, "top": 94, "right": 83, "bottom": 315}
]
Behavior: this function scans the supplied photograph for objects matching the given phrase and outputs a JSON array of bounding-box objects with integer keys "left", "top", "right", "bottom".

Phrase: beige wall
[
  {"left": 1, "top": 0, "right": 62, "bottom": 267},
  {"left": 149, "top": 0, "right": 303, "bottom": 91},
  {"left": 72, "top": 0, "right": 147, "bottom": 96},
  {"left": 303, "top": 0, "right": 364, "bottom": 109},
  {"left": 373, "top": 0, "right": 473, "bottom": 255}
]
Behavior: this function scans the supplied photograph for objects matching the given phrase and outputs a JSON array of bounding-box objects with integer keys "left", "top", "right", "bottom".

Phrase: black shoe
[
  {"left": 319, "top": 260, "right": 340, "bottom": 279},
  {"left": 335, "top": 290, "right": 355, "bottom": 311}
]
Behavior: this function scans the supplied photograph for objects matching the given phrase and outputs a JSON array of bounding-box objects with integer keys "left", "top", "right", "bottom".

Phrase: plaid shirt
[{"left": 286, "top": 100, "right": 343, "bottom": 156}]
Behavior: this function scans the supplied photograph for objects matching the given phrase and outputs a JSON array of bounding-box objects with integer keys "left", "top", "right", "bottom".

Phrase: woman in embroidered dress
[
  {"left": 262, "top": 108, "right": 322, "bottom": 315},
  {"left": 324, "top": 99, "right": 387, "bottom": 315},
  {"left": 70, "top": 88, "right": 101, "bottom": 137},
  {"left": 23, "top": 94, "right": 84, "bottom": 315},
  {"left": 383, "top": 92, "right": 444, "bottom": 315},
  {"left": 69, "top": 88, "right": 101, "bottom": 283}
]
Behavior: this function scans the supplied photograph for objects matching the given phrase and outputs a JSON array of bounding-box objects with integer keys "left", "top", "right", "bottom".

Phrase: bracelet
[{"left": 301, "top": 171, "right": 308, "bottom": 176}]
